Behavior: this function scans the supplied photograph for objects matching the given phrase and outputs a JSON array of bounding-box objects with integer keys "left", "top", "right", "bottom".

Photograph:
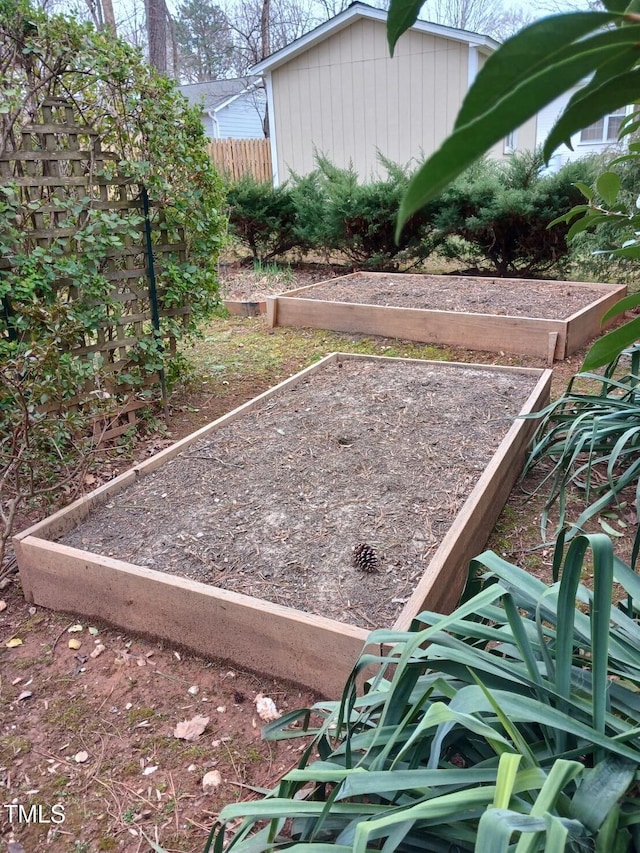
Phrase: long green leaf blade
[
  {"left": 571, "top": 755, "right": 637, "bottom": 832},
  {"left": 396, "top": 42, "right": 629, "bottom": 232},
  {"left": 582, "top": 317, "right": 640, "bottom": 371},
  {"left": 386, "top": 0, "right": 423, "bottom": 54},
  {"left": 602, "top": 293, "right": 640, "bottom": 323},
  {"left": 544, "top": 65, "right": 640, "bottom": 157}
]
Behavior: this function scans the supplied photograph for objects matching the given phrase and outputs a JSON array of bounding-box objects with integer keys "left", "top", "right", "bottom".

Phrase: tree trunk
[
  {"left": 260, "top": 0, "right": 270, "bottom": 137},
  {"left": 260, "top": 0, "right": 270, "bottom": 60},
  {"left": 146, "top": 0, "right": 167, "bottom": 73},
  {"left": 101, "top": 0, "right": 117, "bottom": 33}
]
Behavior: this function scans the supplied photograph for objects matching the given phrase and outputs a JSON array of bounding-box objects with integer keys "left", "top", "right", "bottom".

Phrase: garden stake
[{"left": 141, "top": 183, "right": 168, "bottom": 417}]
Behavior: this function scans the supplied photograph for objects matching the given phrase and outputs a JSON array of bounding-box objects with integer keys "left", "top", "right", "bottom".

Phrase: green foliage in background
[
  {"left": 211, "top": 535, "right": 640, "bottom": 852},
  {"left": 1, "top": 0, "right": 226, "bottom": 362},
  {"left": 565, "top": 152, "right": 640, "bottom": 285},
  {"left": 298, "top": 154, "right": 444, "bottom": 271},
  {"left": 550, "top": 147, "right": 640, "bottom": 372},
  {"left": 435, "top": 152, "right": 595, "bottom": 277},
  {"left": 226, "top": 154, "right": 592, "bottom": 276},
  {"left": 225, "top": 176, "right": 300, "bottom": 261}
]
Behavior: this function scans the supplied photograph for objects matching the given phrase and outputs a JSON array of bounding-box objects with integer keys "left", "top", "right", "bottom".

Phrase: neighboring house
[
  {"left": 536, "top": 88, "right": 632, "bottom": 171},
  {"left": 250, "top": 2, "right": 537, "bottom": 184},
  {"left": 178, "top": 77, "right": 267, "bottom": 139}
]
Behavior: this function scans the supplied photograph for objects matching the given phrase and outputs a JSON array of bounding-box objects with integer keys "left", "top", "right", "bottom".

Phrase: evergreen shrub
[
  {"left": 226, "top": 176, "right": 300, "bottom": 261},
  {"left": 435, "top": 151, "right": 597, "bottom": 277},
  {"left": 227, "top": 152, "right": 596, "bottom": 277}
]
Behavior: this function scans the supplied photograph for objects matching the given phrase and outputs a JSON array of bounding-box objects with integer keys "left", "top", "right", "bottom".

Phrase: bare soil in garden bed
[
  {"left": 60, "top": 358, "right": 538, "bottom": 630},
  {"left": 291, "top": 274, "right": 607, "bottom": 320}
]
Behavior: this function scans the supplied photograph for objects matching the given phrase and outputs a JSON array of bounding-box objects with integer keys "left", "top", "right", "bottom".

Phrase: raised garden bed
[
  {"left": 14, "top": 354, "right": 551, "bottom": 695},
  {"left": 266, "top": 272, "right": 626, "bottom": 363},
  {"left": 223, "top": 298, "right": 266, "bottom": 316}
]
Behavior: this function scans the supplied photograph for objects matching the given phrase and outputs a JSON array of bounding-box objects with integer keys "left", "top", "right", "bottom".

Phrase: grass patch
[{"left": 185, "top": 316, "right": 455, "bottom": 390}]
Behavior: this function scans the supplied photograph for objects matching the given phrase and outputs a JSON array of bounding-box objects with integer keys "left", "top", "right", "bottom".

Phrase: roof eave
[{"left": 250, "top": 3, "right": 498, "bottom": 75}]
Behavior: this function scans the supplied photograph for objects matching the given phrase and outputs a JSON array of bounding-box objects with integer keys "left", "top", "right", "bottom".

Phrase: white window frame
[
  {"left": 504, "top": 130, "right": 517, "bottom": 154},
  {"left": 579, "top": 106, "right": 632, "bottom": 144}
]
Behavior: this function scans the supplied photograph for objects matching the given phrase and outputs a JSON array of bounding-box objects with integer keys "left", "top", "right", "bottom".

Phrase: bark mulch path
[{"left": 60, "top": 358, "right": 540, "bottom": 629}]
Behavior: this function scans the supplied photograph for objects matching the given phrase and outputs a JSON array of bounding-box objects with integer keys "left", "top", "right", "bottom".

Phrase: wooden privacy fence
[{"left": 207, "top": 138, "right": 272, "bottom": 183}]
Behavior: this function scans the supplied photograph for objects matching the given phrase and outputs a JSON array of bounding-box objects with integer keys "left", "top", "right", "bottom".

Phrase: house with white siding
[
  {"left": 250, "top": 2, "right": 538, "bottom": 184},
  {"left": 179, "top": 77, "right": 266, "bottom": 139},
  {"left": 536, "top": 88, "right": 632, "bottom": 172}
]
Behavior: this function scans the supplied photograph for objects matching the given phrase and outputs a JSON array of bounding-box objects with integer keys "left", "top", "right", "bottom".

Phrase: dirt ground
[
  {"left": 279, "top": 272, "right": 609, "bottom": 319},
  {"left": 0, "top": 261, "right": 631, "bottom": 852}
]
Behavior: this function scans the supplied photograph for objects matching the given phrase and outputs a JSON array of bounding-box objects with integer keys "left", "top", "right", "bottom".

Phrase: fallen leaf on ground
[
  {"left": 68, "top": 638, "right": 82, "bottom": 650},
  {"left": 0, "top": 600, "right": 6, "bottom": 612},
  {"left": 74, "top": 751, "right": 89, "bottom": 763},
  {"left": 254, "top": 693, "right": 281, "bottom": 722},
  {"left": 67, "top": 624, "right": 83, "bottom": 633},
  {"left": 202, "top": 769, "right": 222, "bottom": 791},
  {"left": 90, "top": 644, "right": 105, "bottom": 659},
  {"left": 6, "top": 638, "right": 22, "bottom": 648},
  {"left": 174, "top": 714, "right": 209, "bottom": 741},
  {"left": 17, "top": 691, "right": 32, "bottom": 701}
]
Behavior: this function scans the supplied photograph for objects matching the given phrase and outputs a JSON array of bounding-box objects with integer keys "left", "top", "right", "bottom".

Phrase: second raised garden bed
[
  {"left": 266, "top": 272, "right": 626, "bottom": 363},
  {"left": 14, "top": 354, "right": 551, "bottom": 695}
]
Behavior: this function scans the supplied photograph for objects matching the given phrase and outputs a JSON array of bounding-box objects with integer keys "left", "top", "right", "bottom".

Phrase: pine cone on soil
[{"left": 352, "top": 543, "right": 379, "bottom": 573}]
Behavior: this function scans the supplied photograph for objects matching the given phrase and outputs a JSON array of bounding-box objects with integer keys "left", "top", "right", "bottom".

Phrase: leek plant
[
  {"left": 523, "top": 346, "right": 640, "bottom": 558},
  {"left": 209, "top": 535, "right": 640, "bottom": 853}
]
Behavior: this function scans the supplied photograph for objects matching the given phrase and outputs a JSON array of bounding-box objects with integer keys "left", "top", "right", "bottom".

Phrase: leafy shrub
[
  {"left": 227, "top": 155, "right": 443, "bottom": 270},
  {"left": 523, "top": 347, "right": 640, "bottom": 558},
  {"left": 304, "top": 155, "right": 443, "bottom": 270},
  {"left": 211, "top": 534, "right": 640, "bottom": 852},
  {"left": 226, "top": 152, "right": 597, "bottom": 276},
  {"left": 226, "top": 176, "right": 300, "bottom": 261},
  {"left": 434, "top": 152, "right": 596, "bottom": 277},
  {"left": 0, "top": 0, "right": 226, "bottom": 569},
  {"left": 1, "top": 0, "right": 226, "bottom": 348},
  {"left": 567, "top": 153, "right": 640, "bottom": 284}
]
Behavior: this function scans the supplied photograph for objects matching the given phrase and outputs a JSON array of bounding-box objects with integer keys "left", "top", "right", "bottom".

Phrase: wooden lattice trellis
[{"left": 0, "top": 99, "right": 190, "bottom": 439}]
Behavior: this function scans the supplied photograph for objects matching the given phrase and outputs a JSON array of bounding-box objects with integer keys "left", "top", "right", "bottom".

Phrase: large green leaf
[
  {"left": 544, "top": 65, "right": 640, "bottom": 158},
  {"left": 396, "top": 41, "right": 629, "bottom": 234},
  {"left": 582, "top": 316, "right": 640, "bottom": 371},
  {"left": 596, "top": 171, "right": 623, "bottom": 207},
  {"left": 386, "top": 0, "right": 423, "bottom": 55},
  {"left": 456, "top": 12, "right": 620, "bottom": 131},
  {"left": 570, "top": 755, "right": 638, "bottom": 832},
  {"left": 602, "top": 292, "right": 640, "bottom": 322}
]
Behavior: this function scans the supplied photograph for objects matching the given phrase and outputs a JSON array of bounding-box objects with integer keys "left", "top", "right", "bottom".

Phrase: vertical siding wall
[{"left": 271, "top": 19, "right": 468, "bottom": 180}]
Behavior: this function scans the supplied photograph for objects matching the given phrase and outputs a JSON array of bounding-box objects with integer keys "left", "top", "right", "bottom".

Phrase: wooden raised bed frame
[
  {"left": 266, "top": 273, "right": 626, "bottom": 364},
  {"left": 14, "top": 354, "right": 551, "bottom": 696}
]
